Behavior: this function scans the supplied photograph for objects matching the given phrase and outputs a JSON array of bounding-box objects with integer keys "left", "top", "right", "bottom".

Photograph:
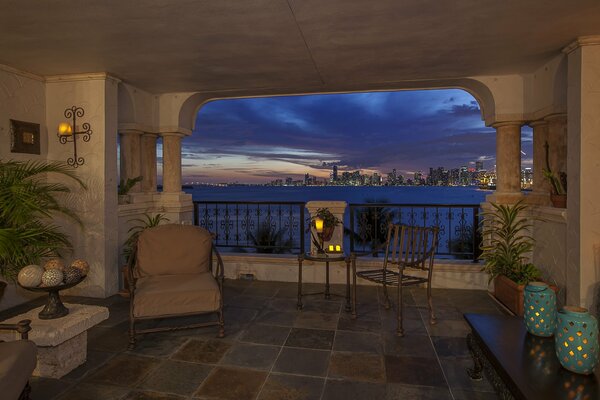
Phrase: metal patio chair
[{"left": 351, "top": 224, "right": 439, "bottom": 336}]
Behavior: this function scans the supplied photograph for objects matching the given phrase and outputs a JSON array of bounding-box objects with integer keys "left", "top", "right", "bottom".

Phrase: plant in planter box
[
  {"left": 479, "top": 200, "right": 541, "bottom": 315},
  {"left": 118, "top": 176, "right": 143, "bottom": 204},
  {"left": 0, "top": 160, "right": 85, "bottom": 296},
  {"left": 543, "top": 141, "right": 567, "bottom": 208}
]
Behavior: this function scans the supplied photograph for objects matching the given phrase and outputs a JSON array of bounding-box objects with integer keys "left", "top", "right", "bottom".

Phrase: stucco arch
[{"left": 177, "top": 78, "right": 498, "bottom": 133}]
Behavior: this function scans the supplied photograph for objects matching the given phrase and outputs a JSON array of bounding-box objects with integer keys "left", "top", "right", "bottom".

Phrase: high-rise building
[
  {"left": 475, "top": 160, "right": 484, "bottom": 171},
  {"left": 332, "top": 165, "right": 338, "bottom": 182}
]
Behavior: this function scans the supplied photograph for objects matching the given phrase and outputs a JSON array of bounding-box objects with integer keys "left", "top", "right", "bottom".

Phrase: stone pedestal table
[{"left": 0, "top": 304, "right": 109, "bottom": 378}]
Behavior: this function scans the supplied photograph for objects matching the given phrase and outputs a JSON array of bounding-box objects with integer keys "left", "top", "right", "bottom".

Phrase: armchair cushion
[
  {"left": 133, "top": 273, "right": 221, "bottom": 318},
  {"left": 0, "top": 340, "right": 37, "bottom": 400},
  {"left": 136, "top": 224, "right": 213, "bottom": 277}
]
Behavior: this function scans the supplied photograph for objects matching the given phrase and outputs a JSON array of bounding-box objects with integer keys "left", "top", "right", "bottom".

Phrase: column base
[{"left": 156, "top": 192, "right": 193, "bottom": 223}]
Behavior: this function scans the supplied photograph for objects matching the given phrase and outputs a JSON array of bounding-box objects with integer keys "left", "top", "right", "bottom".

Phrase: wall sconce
[{"left": 57, "top": 106, "right": 92, "bottom": 168}]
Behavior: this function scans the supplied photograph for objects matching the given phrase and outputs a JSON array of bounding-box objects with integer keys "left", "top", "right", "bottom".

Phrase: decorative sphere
[
  {"left": 44, "top": 258, "right": 65, "bottom": 271},
  {"left": 41, "top": 269, "right": 64, "bottom": 287},
  {"left": 70, "top": 259, "right": 89, "bottom": 276},
  {"left": 17, "top": 265, "right": 44, "bottom": 287},
  {"left": 63, "top": 266, "right": 82, "bottom": 284}
]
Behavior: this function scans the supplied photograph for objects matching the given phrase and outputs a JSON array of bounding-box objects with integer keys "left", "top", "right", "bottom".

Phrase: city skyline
[{"left": 180, "top": 89, "right": 533, "bottom": 184}]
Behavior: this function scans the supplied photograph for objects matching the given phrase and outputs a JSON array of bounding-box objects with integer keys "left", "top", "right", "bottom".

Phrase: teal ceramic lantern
[
  {"left": 524, "top": 282, "right": 557, "bottom": 337},
  {"left": 555, "top": 306, "right": 599, "bottom": 375}
]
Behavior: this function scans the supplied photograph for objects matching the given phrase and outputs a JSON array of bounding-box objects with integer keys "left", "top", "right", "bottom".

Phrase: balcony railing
[
  {"left": 193, "top": 201, "right": 306, "bottom": 253},
  {"left": 348, "top": 203, "right": 481, "bottom": 262},
  {"left": 193, "top": 201, "right": 482, "bottom": 261}
]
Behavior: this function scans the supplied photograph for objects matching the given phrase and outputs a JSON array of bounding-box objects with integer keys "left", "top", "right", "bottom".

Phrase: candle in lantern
[
  {"left": 335, "top": 245, "right": 341, "bottom": 252},
  {"left": 314, "top": 218, "right": 324, "bottom": 233},
  {"left": 328, "top": 245, "right": 334, "bottom": 252},
  {"left": 58, "top": 122, "right": 73, "bottom": 136}
]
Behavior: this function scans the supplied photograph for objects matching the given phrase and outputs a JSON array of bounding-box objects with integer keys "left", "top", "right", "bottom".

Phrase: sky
[{"left": 179, "top": 89, "right": 533, "bottom": 184}]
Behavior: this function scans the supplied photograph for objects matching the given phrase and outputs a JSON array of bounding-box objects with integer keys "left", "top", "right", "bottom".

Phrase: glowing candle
[
  {"left": 58, "top": 122, "right": 73, "bottom": 136},
  {"left": 335, "top": 245, "right": 341, "bottom": 252},
  {"left": 328, "top": 245, "right": 334, "bottom": 252},
  {"left": 314, "top": 218, "right": 324, "bottom": 233}
]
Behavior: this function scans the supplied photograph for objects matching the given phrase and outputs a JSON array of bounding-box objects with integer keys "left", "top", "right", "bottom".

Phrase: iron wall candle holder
[{"left": 57, "top": 106, "right": 92, "bottom": 168}]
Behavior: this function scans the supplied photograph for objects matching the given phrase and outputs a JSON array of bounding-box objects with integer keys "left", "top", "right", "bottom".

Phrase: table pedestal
[{"left": 297, "top": 254, "right": 351, "bottom": 312}]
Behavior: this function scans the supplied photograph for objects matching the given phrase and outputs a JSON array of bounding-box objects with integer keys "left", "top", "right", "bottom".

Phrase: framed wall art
[{"left": 10, "top": 119, "right": 40, "bottom": 154}]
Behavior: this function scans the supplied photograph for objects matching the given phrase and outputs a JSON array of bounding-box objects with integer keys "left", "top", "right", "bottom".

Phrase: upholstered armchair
[
  {"left": 0, "top": 319, "right": 37, "bottom": 400},
  {"left": 128, "top": 224, "right": 225, "bottom": 348}
]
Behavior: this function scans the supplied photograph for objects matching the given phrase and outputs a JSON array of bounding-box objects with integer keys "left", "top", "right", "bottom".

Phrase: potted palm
[
  {"left": 480, "top": 200, "right": 541, "bottom": 315},
  {"left": 118, "top": 176, "right": 143, "bottom": 205},
  {"left": 0, "top": 160, "right": 85, "bottom": 299}
]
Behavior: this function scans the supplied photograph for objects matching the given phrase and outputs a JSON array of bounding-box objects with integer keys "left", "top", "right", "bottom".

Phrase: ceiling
[{"left": 1, "top": 0, "right": 600, "bottom": 94}]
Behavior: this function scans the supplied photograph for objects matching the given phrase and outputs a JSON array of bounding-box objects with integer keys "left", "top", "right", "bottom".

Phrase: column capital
[
  {"left": 492, "top": 121, "right": 524, "bottom": 129},
  {"left": 119, "top": 129, "right": 144, "bottom": 136},
  {"left": 543, "top": 113, "right": 567, "bottom": 123},
  {"left": 159, "top": 132, "right": 185, "bottom": 138},
  {"left": 528, "top": 120, "right": 548, "bottom": 128},
  {"left": 562, "top": 35, "right": 600, "bottom": 54},
  {"left": 141, "top": 132, "right": 159, "bottom": 138}
]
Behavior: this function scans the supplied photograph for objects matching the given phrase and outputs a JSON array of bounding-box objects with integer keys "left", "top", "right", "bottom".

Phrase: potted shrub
[
  {"left": 118, "top": 176, "right": 142, "bottom": 205},
  {"left": 0, "top": 160, "right": 85, "bottom": 298},
  {"left": 310, "top": 208, "right": 341, "bottom": 253},
  {"left": 480, "top": 200, "right": 541, "bottom": 315},
  {"left": 543, "top": 141, "right": 567, "bottom": 208}
]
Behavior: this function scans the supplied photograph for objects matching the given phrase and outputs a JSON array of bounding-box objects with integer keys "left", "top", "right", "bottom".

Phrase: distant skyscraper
[
  {"left": 332, "top": 165, "right": 338, "bottom": 182},
  {"left": 475, "top": 160, "right": 484, "bottom": 171}
]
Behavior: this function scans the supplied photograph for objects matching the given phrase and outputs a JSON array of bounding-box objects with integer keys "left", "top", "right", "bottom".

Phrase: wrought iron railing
[
  {"left": 348, "top": 203, "right": 481, "bottom": 262},
  {"left": 193, "top": 201, "right": 306, "bottom": 254}
]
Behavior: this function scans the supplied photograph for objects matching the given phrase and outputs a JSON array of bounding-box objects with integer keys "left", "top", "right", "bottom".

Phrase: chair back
[
  {"left": 135, "top": 224, "right": 214, "bottom": 278},
  {"left": 383, "top": 224, "right": 438, "bottom": 271}
]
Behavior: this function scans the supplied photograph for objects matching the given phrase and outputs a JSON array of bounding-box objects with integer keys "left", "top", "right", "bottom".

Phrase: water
[{"left": 185, "top": 185, "right": 491, "bottom": 204}]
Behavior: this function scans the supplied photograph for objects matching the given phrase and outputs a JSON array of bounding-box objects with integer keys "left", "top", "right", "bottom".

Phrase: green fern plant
[
  {"left": 479, "top": 200, "right": 540, "bottom": 285},
  {"left": 118, "top": 176, "right": 143, "bottom": 196},
  {"left": 0, "top": 160, "right": 86, "bottom": 281}
]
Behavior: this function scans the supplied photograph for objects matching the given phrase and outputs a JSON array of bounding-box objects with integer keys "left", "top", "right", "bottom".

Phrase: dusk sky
[{"left": 180, "top": 89, "right": 533, "bottom": 184}]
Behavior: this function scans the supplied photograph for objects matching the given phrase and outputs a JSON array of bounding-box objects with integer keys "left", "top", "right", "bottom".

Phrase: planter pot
[
  {"left": 494, "top": 275, "right": 526, "bottom": 316},
  {"left": 321, "top": 225, "right": 335, "bottom": 242},
  {"left": 118, "top": 194, "right": 131, "bottom": 205},
  {"left": 551, "top": 194, "right": 567, "bottom": 208}
]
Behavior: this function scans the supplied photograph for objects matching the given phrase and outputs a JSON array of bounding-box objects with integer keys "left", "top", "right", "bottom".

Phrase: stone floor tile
[
  {"left": 380, "top": 314, "right": 428, "bottom": 336},
  {"left": 385, "top": 355, "right": 447, "bottom": 387},
  {"left": 267, "top": 298, "right": 300, "bottom": 312},
  {"left": 61, "top": 350, "right": 115, "bottom": 381},
  {"left": 386, "top": 383, "right": 453, "bottom": 399},
  {"left": 285, "top": 327, "right": 335, "bottom": 350},
  {"left": 258, "top": 373, "right": 325, "bottom": 400},
  {"left": 337, "top": 313, "right": 381, "bottom": 333},
  {"left": 122, "top": 391, "right": 187, "bottom": 400},
  {"left": 194, "top": 367, "right": 267, "bottom": 400},
  {"left": 228, "top": 295, "right": 270, "bottom": 310},
  {"left": 301, "top": 300, "right": 343, "bottom": 314},
  {"left": 86, "top": 354, "right": 160, "bottom": 387},
  {"left": 421, "top": 306, "right": 464, "bottom": 321},
  {"left": 273, "top": 347, "right": 330, "bottom": 377},
  {"left": 127, "top": 334, "right": 187, "bottom": 357},
  {"left": 328, "top": 352, "right": 385, "bottom": 383},
  {"left": 223, "top": 306, "right": 260, "bottom": 325},
  {"left": 256, "top": 310, "right": 297, "bottom": 326},
  {"left": 221, "top": 342, "right": 281, "bottom": 370},
  {"left": 172, "top": 339, "right": 231, "bottom": 364},
  {"left": 243, "top": 283, "right": 280, "bottom": 297},
  {"left": 239, "top": 323, "right": 291, "bottom": 346},
  {"left": 87, "top": 326, "right": 131, "bottom": 353},
  {"left": 56, "top": 382, "right": 130, "bottom": 400},
  {"left": 294, "top": 312, "right": 339, "bottom": 330},
  {"left": 451, "top": 389, "right": 501, "bottom": 399},
  {"left": 383, "top": 333, "right": 436, "bottom": 358},
  {"left": 333, "top": 330, "right": 382, "bottom": 353},
  {"left": 425, "top": 319, "right": 471, "bottom": 338},
  {"left": 439, "top": 357, "right": 495, "bottom": 393},
  {"left": 30, "top": 377, "right": 72, "bottom": 400},
  {"left": 137, "top": 360, "right": 213, "bottom": 396},
  {"left": 431, "top": 336, "right": 470, "bottom": 358},
  {"left": 322, "top": 379, "right": 386, "bottom": 400}
]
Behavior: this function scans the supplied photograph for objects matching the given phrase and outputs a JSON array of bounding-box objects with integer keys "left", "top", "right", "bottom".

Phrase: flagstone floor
[{"left": 8, "top": 279, "right": 504, "bottom": 400}]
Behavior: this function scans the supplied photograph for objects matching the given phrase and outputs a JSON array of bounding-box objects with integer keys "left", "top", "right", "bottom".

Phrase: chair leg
[
  {"left": 218, "top": 310, "right": 225, "bottom": 338},
  {"left": 427, "top": 283, "right": 436, "bottom": 325},
  {"left": 382, "top": 283, "right": 391, "bottom": 310},
  {"left": 128, "top": 319, "right": 136, "bottom": 350},
  {"left": 396, "top": 282, "right": 404, "bottom": 337},
  {"left": 351, "top": 258, "right": 357, "bottom": 319}
]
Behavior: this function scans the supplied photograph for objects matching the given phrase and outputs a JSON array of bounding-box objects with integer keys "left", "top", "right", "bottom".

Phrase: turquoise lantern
[
  {"left": 524, "top": 282, "right": 557, "bottom": 337},
  {"left": 555, "top": 306, "right": 599, "bottom": 375}
]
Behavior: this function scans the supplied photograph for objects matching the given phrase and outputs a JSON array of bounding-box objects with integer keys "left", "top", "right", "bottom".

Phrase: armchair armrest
[
  {"left": 0, "top": 319, "right": 32, "bottom": 340},
  {"left": 212, "top": 246, "right": 225, "bottom": 281},
  {"left": 127, "top": 242, "right": 138, "bottom": 292}
]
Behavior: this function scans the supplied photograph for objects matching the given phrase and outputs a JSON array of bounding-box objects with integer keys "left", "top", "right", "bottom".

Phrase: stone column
[
  {"left": 140, "top": 133, "right": 158, "bottom": 193},
  {"left": 119, "top": 129, "right": 142, "bottom": 193},
  {"left": 161, "top": 132, "right": 183, "bottom": 193},
  {"left": 491, "top": 122, "right": 523, "bottom": 203},
  {"left": 545, "top": 113, "right": 568, "bottom": 176},
  {"left": 529, "top": 120, "right": 551, "bottom": 205}
]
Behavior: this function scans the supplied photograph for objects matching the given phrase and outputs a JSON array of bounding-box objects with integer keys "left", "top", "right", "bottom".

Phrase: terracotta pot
[{"left": 550, "top": 193, "right": 567, "bottom": 208}]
